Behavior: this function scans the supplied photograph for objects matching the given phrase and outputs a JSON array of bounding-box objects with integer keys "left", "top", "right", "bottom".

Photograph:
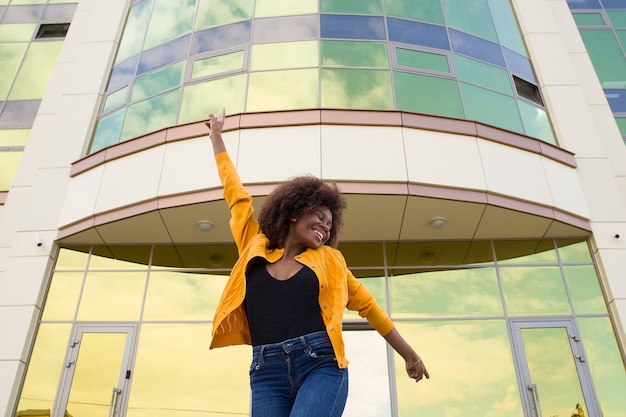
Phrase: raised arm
[
  {"left": 205, "top": 108, "right": 226, "bottom": 155},
  {"left": 383, "top": 327, "right": 430, "bottom": 383}
]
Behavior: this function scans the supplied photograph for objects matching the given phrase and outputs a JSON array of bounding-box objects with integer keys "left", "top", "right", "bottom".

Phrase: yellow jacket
[{"left": 209, "top": 152, "right": 394, "bottom": 368}]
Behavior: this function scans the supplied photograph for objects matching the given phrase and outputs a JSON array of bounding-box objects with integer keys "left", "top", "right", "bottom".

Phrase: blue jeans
[{"left": 249, "top": 331, "right": 349, "bottom": 417}]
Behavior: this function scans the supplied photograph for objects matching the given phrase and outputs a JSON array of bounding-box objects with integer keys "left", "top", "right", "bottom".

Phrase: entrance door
[
  {"left": 52, "top": 325, "right": 136, "bottom": 417},
  {"left": 511, "top": 320, "right": 601, "bottom": 417}
]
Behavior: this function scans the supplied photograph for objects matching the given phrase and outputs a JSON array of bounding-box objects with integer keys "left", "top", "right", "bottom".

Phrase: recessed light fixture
[
  {"left": 430, "top": 217, "right": 447, "bottom": 229},
  {"left": 197, "top": 220, "right": 214, "bottom": 232}
]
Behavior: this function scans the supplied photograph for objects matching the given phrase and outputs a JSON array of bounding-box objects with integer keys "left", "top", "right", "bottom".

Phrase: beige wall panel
[
  {"left": 525, "top": 33, "right": 578, "bottom": 86},
  {"left": 58, "top": 165, "right": 103, "bottom": 227},
  {"left": 589, "top": 106, "right": 626, "bottom": 178},
  {"left": 0, "top": 306, "right": 38, "bottom": 362},
  {"left": 19, "top": 168, "right": 72, "bottom": 231},
  {"left": 576, "top": 159, "right": 626, "bottom": 221},
  {"left": 0, "top": 255, "right": 50, "bottom": 307},
  {"left": 71, "top": 0, "right": 129, "bottom": 44},
  {"left": 513, "top": 0, "right": 559, "bottom": 35},
  {"left": 541, "top": 158, "right": 589, "bottom": 218},
  {"left": 0, "top": 362, "right": 23, "bottom": 417}
]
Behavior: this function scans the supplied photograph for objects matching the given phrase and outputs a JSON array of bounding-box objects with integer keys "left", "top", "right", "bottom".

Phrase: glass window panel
[
  {"left": 130, "top": 60, "right": 185, "bottom": 103},
  {"left": 195, "top": 0, "right": 253, "bottom": 30},
  {"left": 14, "top": 324, "right": 72, "bottom": 414},
  {"left": 0, "top": 151, "right": 22, "bottom": 190},
  {"left": 41, "top": 3, "right": 77, "bottom": 23},
  {"left": 344, "top": 276, "right": 386, "bottom": 319},
  {"left": 384, "top": 0, "right": 444, "bottom": 24},
  {"left": 450, "top": 29, "right": 505, "bottom": 68},
  {"left": 579, "top": 30, "right": 626, "bottom": 88},
  {"left": 0, "top": 43, "right": 28, "bottom": 99},
  {"left": 615, "top": 117, "right": 626, "bottom": 136},
  {"left": 191, "top": 50, "right": 244, "bottom": 79},
  {"left": 41, "top": 272, "right": 84, "bottom": 320},
  {"left": 77, "top": 271, "right": 146, "bottom": 320},
  {"left": 394, "top": 320, "right": 523, "bottom": 417},
  {"left": 143, "top": 272, "right": 228, "bottom": 320},
  {"left": 607, "top": 10, "right": 626, "bottom": 28},
  {"left": 396, "top": 48, "right": 449, "bottom": 73},
  {"left": 566, "top": 0, "right": 601, "bottom": 8},
  {"left": 616, "top": 30, "right": 626, "bottom": 57},
  {"left": 500, "top": 266, "right": 571, "bottom": 315},
  {"left": 321, "top": 14, "right": 385, "bottom": 40},
  {"left": 0, "top": 99, "right": 40, "bottom": 126},
  {"left": 487, "top": 0, "right": 527, "bottom": 56},
  {"left": 454, "top": 54, "right": 513, "bottom": 95},
  {"left": 517, "top": 100, "right": 555, "bottom": 144},
  {"left": 178, "top": 74, "right": 246, "bottom": 124},
  {"left": 321, "top": 0, "right": 382, "bottom": 14},
  {"left": 606, "top": 88, "right": 626, "bottom": 112},
  {"left": 0, "top": 128, "right": 29, "bottom": 146},
  {"left": 56, "top": 247, "right": 90, "bottom": 269},
  {"left": 247, "top": 68, "right": 318, "bottom": 112},
  {"left": 389, "top": 268, "right": 503, "bottom": 317},
  {"left": 504, "top": 48, "right": 536, "bottom": 83},
  {"left": 442, "top": 0, "right": 497, "bottom": 42},
  {"left": 8, "top": 41, "right": 63, "bottom": 99},
  {"left": 89, "top": 108, "right": 125, "bottom": 153},
  {"left": 0, "top": 23, "right": 36, "bottom": 40},
  {"left": 255, "top": 0, "right": 317, "bottom": 18},
  {"left": 495, "top": 240, "right": 557, "bottom": 264},
  {"left": 192, "top": 20, "right": 251, "bottom": 55},
  {"left": 9, "top": 0, "right": 46, "bottom": 4},
  {"left": 127, "top": 324, "right": 250, "bottom": 417},
  {"left": 88, "top": 247, "right": 150, "bottom": 269},
  {"left": 107, "top": 55, "right": 139, "bottom": 93},
  {"left": 137, "top": 34, "right": 190, "bottom": 75},
  {"left": 461, "top": 82, "right": 524, "bottom": 133},
  {"left": 322, "top": 68, "right": 393, "bottom": 109},
  {"left": 120, "top": 88, "right": 181, "bottom": 141},
  {"left": 143, "top": 0, "right": 196, "bottom": 50},
  {"left": 573, "top": 12, "right": 606, "bottom": 26},
  {"left": 114, "top": 0, "right": 152, "bottom": 65},
  {"left": 2, "top": 5, "right": 45, "bottom": 22},
  {"left": 251, "top": 40, "right": 318, "bottom": 70},
  {"left": 322, "top": 40, "right": 388, "bottom": 68},
  {"left": 563, "top": 266, "right": 607, "bottom": 314},
  {"left": 252, "top": 14, "right": 319, "bottom": 44},
  {"left": 387, "top": 17, "right": 450, "bottom": 50},
  {"left": 602, "top": 0, "right": 626, "bottom": 7},
  {"left": 577, "top": 317, "right": 626, "bottom": 417},
  {"left": 102, "top": 86, "right": 128, "bottom": 114},
  {"left": 394, "top": 71, "right": 463, "bottom": 118}
]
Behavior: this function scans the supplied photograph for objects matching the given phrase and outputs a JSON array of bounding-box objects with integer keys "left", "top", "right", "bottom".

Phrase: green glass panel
[
  {"left": 396, "top": 48, "right": 449, "bottom": 73},
  {"left": 487, "top": 0, "right": 527, "bottom": 56},
  {"left": 578, "top": 317, "right": 626, "bottom": 417},
  {"left": 9, "top": 41, "right": 63, "bottom": 100},
  {"left": 557, "top": 240, "right": 592, "bottom": 263},
  {"left": 564, "top": 266, "right": 607, "bottom": 314},
  {"left": 102, "top": 86, "right": 128, "bottom": 114},
  {"left": 143, "top": 272, "right": 228, "bottom": 320},
  {"left": 115, "top": 0, "right": 152, "bottom": 64},
  {"left": 251, "top": 41, "right": 318, "bottom": 70},
  {"left": 394, "top": 320, "right": 523, "bottom": 417},
  {"left": 0, "top": 152, "right": 22, "bottom": 190},
  {"left": 344, "top": 276, "right": 386, "bottom": 319},
  {"left": 461, "top": 82, "right": 524, "bottom": 134},
  {"left": 56, "top": 247, "right": 90, "bottom": 269},
  {"left": 442, "top": 0, "right": 497, "bottom": 42},
  {"left": 10, "top": 0, "right": 46, "bottom": 3},
  {"left": 615, "top": 30, "right": 626, "bottom": 59},
  {"left": 321, "top": 40, "right": 388, "bottom": 68},
  {"left": 500, "top": 266, "right": 571, "bottom": 315},
  {"left": 394, "top": 71, "right": 463, "bottom": 118},
  {"left": 41, "top": 272, "right": 83, "bottom": 320},
  {"left": 0, "top": 129, "right": 29, "bottom": 146},
  {"left": 77, "top": 271, "right": 146, "bottom": 320},
  {"left": 384, "top": 0, "right": 443, "bottom": 24},
  {"left": 495, "top": 240, "right": 557, "bottom": 264},
  {"left": 389, "top": 267, "right": 503, "bottom": 317},
  {"left": 144, "top": 0, "right": 196, "bottom": 50},
  {"left": 573, "top": 13, "right": 606, "bottom": 27},
  {"left": 579, "top": 30, "right": 626, "bottom": 88},
  {"left": 127, "top": 324, "right": 250, "bottom": 417},
  {"left": 321, "top": 0, "right": 382, "bottom": 14},
  {"left": 130, "top": 61, "right": 185, "bottom": 103},
  {"left": 255, "top": 0, "right": 317, "bottom": 18},
  {"left": 322, "top": 68, "right": 393, "bottom": 109},
  {"left": 0, "top": 43, "right": 28, "bottom": 99},
  {"left": 0, "top": 0, "right": 8, "bottom": 4},
  {"left": 179, "top": 74, "right": 246, "bottom": 124},
  {"left": 89, "top": 108, "right": 125, "bottom": 153},
  {"left": 454, "top": 54, "right": 512, "bottom": 95},
  {"left": 247, "top": 68, "right": 318, "bottom": 112},
  {"left": 607, "top": 10, "right": 626, "bottom": 29},
  {"left": 191, "top": 50, "right": 244, "bottom": 79},
  {"left": 517, "top": 100, "right": 556, "bottom": 144},
  {"left": 0, "top": 23, "right": 37, "bottom": 41},
  {"left": 121, "top": 89, "right": 181, "bottom": 141},
  {"left": 196, "top": 0, "right": 253, "bottom": 30},
  {"left": 615, "top": 117, "right": 626, "bottom": 136},
  {"left": 14, "top": 324, "right": 72, "bottom": 414}
]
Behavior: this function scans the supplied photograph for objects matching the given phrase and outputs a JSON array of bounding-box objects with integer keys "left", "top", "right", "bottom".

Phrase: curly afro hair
[{"left": 259, "top": 175, "right": 347, "bottom": 249}]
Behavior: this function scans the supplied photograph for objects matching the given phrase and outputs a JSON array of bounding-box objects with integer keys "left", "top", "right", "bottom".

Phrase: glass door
[
  {"left": 511, "top": 320, "right": 601, "bottom": 417},
  {"left": 52, "top": 325, "right": 136, "bottom": 417}
]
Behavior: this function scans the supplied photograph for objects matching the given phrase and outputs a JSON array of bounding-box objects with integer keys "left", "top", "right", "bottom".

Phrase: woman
[{"left": 206, "top": 109, "right": 429, "bottom": 417}]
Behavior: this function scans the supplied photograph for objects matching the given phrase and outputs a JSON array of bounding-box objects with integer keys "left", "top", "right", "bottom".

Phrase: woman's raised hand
[{"left": 205, "top": 108, "right": 226, "bottom": 155}]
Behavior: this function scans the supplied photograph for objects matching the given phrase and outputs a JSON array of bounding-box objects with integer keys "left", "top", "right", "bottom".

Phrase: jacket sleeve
[
  {"left": 344, "top": 264, "right": 394, "bottom": 336},
  {"left": 215, "top": 152, "right": 260, "bottom": 253}
]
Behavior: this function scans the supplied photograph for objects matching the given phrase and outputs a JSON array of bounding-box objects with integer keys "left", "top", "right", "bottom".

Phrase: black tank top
[{"left": 244, "top": 260, "right": 326, "bottom": 346}]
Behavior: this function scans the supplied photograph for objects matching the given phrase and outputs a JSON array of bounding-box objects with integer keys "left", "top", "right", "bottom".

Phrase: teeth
[{"left": 315, "top": 231, "right": 323, "bottom": 240}]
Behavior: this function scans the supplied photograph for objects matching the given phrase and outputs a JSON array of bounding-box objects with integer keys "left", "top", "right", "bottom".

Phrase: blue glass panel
[
  {"left": 602, "top": 0, "right": 626, "bottom": 8},
  {"left": 192, "top": 20, "right": 251, "bottom": 55},
  {"left": 566, "top": 0, "right": 601, "bottom": 9},
  {"left": 321, "top": 14, "right": 385, "bottom": 40},
  {"left": 606, "top": 89, "right": 626, "bottom": 112},
  {"left": 387, "top": 17, "right": 449, "bottom": 50},
  {"left": 107, "top": 55, "right": 139, "bottom": 93},
  {"left": 137, "top": 34, "right": 190, "bottom": 75},
  {"left": 503, "top": 47, "right": 536, "bottom": 83},
  {"left": 449, "top": 28, "right": 505, "bottom": 67}
]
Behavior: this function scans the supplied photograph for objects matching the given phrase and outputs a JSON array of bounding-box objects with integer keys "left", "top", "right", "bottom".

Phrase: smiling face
[{"left": 287, "top": 206, "right": 333, "bottom": 250}]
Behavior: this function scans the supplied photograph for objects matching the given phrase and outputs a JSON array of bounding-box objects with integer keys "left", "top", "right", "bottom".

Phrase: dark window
[
  {"left": 513, "top": 76, "right": 543, "bottom": 106},
  {"left": 35, "top": 23, "right": 70, "bottom": 39}
]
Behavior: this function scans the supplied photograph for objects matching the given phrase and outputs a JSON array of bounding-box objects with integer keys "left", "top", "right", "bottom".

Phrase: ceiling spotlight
[
  {"left": 420, "top": 252, "right": 435, "bottom": 264},
  {"left": 197, "top": 220, "right": 214, "bottom": 232},
  {"left": 430, "top": 217, "right": 447, "bottom": 229},
  {"left": 210, "top": 254, "right": 225, "bottom": 267}
]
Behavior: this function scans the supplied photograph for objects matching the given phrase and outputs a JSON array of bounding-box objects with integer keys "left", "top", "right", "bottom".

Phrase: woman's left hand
[{"left": 405, "top": 357, "right": 429, "bottom": 383}]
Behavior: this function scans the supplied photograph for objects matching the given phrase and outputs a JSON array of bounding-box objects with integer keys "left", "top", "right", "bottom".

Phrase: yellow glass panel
[
  {"left": 250, "top": 41, "right": 318, "bottom": 70},
  {"left": 41, "top": 272, "right": 84, "bottom": 321},
  {"left": 247, "top": 68, "right": 318, "bottom": 112},
  {"left": 127, "top": 324, "right": 250, "bottom": 417},
  {"left": 563, "top": 266, "right": 607, "bottom": 314},
  {"left": 143, "top": 272, "right": 228, "bottom": 320},
  {"left": 557, "top": 240, "right": 592, "bottom": 263},
  {"left": 0, "top": 23, "right": 37, "bottom": 41},
  {"left": 500, "top": 266, "right": 571, "bottom": 315},
  {"left": 88, "top": 247, "right": 150, "bottom": 269},
  {"left": 9, "top": 41, "right": 63, "bottom": 99},
  {"left": 394, "top": 320, "right": 523, "bottom": 417},
  {"left": 55, "top": 248, "right": 89, "bottom": 270},
  {"left": 191, "top": 50, "right": 244, "bottom": 79},
  {"left": 15, "top": 324, "right": 72, "bottom": 415},
  {"left": 321, "top": 68, "right": 393, "bottom": 109},
  {"left": 0, "top": 152, "right": 23, "bottom": 190},
  {"left": 0, "top": 129, "right": 30, "bottom": 146},
  {"left": 9, "top": 0, "right": 46, "bottom": 3},
  {"left": 0, "top": 43, "right": 28, "bottom": 98},
  {"left": 255, "top": 0, "right": 317, "bottom": 18},
  {"left": 178, "top": 74, "right": 246, "bottom": 124},
  {"left": 77, "top": 272, "right": 146, "bottom": 321},
  {"left": 143, "top": 0, "right": 196, "bottom": 50},
  {"left": 195, "top": 0, "right": 253, "bottom": 30}
]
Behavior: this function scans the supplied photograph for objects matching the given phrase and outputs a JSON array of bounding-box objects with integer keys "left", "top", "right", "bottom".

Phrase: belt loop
[
  {"left": 300, "top": 335, "right": 308, "bottom": 351},
  {"left": 259, "top": 345, "right": 265, "bottom": 361}
]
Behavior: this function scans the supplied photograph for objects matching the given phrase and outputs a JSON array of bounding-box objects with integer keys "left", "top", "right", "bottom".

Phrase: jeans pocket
[
  {"left": 306, "top": 341, "right": 335, "bottom": 359},
  {"left": 249, "top": 359, "right": 262, "bottom": 376}
]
